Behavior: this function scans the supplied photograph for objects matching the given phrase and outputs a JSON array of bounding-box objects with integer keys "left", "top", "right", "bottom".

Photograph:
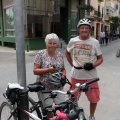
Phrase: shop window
[
  {"left": 4, "top": 6, "right": 15, "bottom": 36},
  {"left": 25, "top": 0, "right": 61, "bottom": 38}
]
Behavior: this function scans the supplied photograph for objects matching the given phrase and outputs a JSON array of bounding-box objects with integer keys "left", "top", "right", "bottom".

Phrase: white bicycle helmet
[{"left": 77, "top": 18, "right": 92, "bottom": 28}]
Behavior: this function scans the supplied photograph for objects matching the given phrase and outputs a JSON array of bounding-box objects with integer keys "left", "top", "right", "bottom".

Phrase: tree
[{"left": 109, "top": 16, "right": 120, "bottom": 35}]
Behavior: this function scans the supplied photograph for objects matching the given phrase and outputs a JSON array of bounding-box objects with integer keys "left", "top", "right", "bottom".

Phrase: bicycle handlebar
[
  {"left": 52, "top": 77, "right": 100, "bottom": 95},
  {"left": 84, "top": 77, "right": 99, "bottom": 85}
]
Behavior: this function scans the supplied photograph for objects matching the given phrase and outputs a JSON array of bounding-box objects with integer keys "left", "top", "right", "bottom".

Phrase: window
[
  {"left": 106, "top": 9, "right": 109, "bottom": 15},
  {"left": 102, "top": 7, "right": 103, "bottom": 17},
  {"left": 54, "top": 1, "right": 60, "bottom": 13},
  {"left": 24, "top": 0, "right": 61, "bottom": 38},
  {"left": 115, "top": 4, "right": 118, "bottom": 10},
  {"left": 4, "top": 7, "right": 15, "bottom": 36},
  {"left": 87, "top": 0, "right": 91, "bottom": 5},
  {"left": 26, "top": 0, "right": 36, "bottom": 8},
  {"left": 71, "top": 11, "right": 78, "bottom": 37}
]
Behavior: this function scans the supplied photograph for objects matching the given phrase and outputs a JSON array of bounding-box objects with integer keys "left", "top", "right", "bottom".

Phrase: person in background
[
  {"left": 65, "top": 18, "right": 103, "bottom": 120},
  {"left": 105, "top": 31, "right": 109, "bottom": 45},
  {"left": 33, "top": 33, "right": 66, "bottom": 120},
  {"left": 109, "top": 31, "right": 113, "bottom": 42},
  {"left": 100, "top": 30, "right": 105, "bottom": 45}
]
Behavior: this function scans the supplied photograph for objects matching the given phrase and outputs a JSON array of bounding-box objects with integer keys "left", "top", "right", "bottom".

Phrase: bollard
[
  {"left": 27, "top": 45, "right": 29, "bottom": 52},
  {"left": 17, "top": 89, "right": 29, "bottom": 120},
  {"left": 14, "top": 43, "right": 16, "bottom": 50},
  {"left": 60, "top": 43, "right": 62, "bottom": 48}
]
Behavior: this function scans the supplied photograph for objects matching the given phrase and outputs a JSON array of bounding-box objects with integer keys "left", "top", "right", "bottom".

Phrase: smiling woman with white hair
[
  {"left": 33, "top": 33, "right": 66, "bottom": 119},
  {"left": 45, "top": 33, "right": 59, "bottom": 44}
]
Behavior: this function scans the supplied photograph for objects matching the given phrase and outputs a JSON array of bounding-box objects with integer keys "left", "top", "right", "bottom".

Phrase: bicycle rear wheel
[
  {"left": 0, "top": 102, "right": 16, "bottom": 120},
  {"left": 28, "top": 96, "right": 42, "bottom": 119}
]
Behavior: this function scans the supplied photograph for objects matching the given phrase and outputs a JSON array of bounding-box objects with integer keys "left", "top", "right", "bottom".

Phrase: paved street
[{"left": 0, "top": 39, "right": 120, "bottom": 120}]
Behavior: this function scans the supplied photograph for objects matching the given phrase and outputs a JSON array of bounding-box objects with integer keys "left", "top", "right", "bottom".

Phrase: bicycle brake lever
[{"left": 44, "top": 92, "right": 58, "bottom": 101}]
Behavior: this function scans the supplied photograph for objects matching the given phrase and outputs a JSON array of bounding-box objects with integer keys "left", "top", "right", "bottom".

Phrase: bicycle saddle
[
  {"left": 27, "top": 82, "right": 45, "bottom": 92},
  {"left": 7, "top": 83, "right": 24, "bottom": 89}
]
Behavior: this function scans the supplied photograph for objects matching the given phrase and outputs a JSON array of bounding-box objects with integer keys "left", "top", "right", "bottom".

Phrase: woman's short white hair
[{"left": 45, "top": 33, "right": 59, "bottom": 44}]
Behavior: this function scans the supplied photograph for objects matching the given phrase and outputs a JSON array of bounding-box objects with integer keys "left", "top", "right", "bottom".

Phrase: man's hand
[{"left": 84, "top": 63, "right": 94, "bottom": 71}]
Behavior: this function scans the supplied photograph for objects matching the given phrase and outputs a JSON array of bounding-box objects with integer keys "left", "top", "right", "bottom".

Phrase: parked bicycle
[
  {"left": 0, "top": 72, "right": 99, "bottom": 120},
  {"left": 0, "top": 82, "right": 44, "bottom": 120},
  {"left": 49, "top": 77, "right": 99, "bottom": 120},
  {"left": 0, "top": 72, "right": 71, "bottom": 120}
]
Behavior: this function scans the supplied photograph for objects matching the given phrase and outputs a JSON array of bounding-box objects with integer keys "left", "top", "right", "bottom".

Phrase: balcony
[
  {"left": 104, "top": 11, "right": 113, "bottom": 21},
  {"left": 85, "top": 9, "right": 102, "bottom": 20},
  {"left": 105, "top": 15, "right": 110, "bottom": 21},
  {"left": 94, "top": 10, "right": 101, "bottom": 17}
]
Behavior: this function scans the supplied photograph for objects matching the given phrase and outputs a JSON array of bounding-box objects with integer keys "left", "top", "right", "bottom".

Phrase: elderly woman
[{"left": 33, "top": 33, "right": 66, "bottom": 119}]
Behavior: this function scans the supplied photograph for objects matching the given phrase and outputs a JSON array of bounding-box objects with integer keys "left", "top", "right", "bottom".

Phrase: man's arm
[
  {"left": 65, "top": 50, "right": 73, "bottom": 67},
  {"left": 93, "top": 55, "right": 103, "bottom": 68}
]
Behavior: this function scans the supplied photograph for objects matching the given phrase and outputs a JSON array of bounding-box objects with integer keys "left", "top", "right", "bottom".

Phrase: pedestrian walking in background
[
  {"left": 100, "top": 30, "right": 105, "bottom": 45},
  {"left": 109, "top": 31, "right": 113, "bottom": 42},
  {"left": 65, "top": 18, "right": 103, "bottom": 120},
  {"left": 105, "top": 31, "right": 109, "bottom": 45}
]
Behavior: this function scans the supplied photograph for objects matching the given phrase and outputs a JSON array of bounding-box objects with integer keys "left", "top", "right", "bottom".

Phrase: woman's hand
[
  {"left": 48, "top": 66, "right": 56, "bottom": 73},
  {"left": 33, "top": 63, "right": 56, "bottom": 75}
]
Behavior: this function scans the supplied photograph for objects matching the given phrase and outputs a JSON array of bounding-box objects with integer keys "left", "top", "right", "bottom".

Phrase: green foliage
[
  {"left": 76, "top": 4, "right": 94, "bottom": 12},
  {"left": 109, "top": 16, "right": 120, "bottom": 32},
  {"left": 109, "top": 16, "right": 120, "bottom": 26}
]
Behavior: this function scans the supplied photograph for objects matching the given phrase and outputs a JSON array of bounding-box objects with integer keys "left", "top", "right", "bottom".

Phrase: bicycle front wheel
[
  {"left": 0, "top": 102, "right": 16, "bottom": 120},
  {"left": 78, "top": 111, "right": 86, "bottom": 120},
  {"left": 28, "top": 96, "right": 42, "bottom": 119}
]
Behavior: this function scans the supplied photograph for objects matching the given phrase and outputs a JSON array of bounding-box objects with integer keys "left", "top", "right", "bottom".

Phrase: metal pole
[
  {"left": 14, "top": 0, "right": 26, "bottom": 88},
  {"left": 14, "top": 0, "right": 29, "bottom": 119}
]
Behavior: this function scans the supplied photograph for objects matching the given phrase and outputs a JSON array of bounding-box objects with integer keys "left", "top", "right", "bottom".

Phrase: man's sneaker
[{"left": 89, "top": 116, "right": 95, "bottom": 120}]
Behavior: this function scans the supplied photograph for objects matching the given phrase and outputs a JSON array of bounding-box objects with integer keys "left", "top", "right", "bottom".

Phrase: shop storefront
[{"left": 0, "top": 0, "right": 84, "bottom": 50}]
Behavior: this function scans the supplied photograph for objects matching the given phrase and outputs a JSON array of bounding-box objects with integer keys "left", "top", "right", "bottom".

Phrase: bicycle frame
[{"left": 19, "top": 107, "right": 41, "bottom": 120}]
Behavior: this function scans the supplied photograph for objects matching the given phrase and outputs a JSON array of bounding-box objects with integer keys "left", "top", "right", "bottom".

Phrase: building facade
[
  {"left": 0, "top": 0, "right": 85, "bottom": 50},
  {"left": 0, "top": 0, "right": 119, "bottom": 50},
  {"left": 84, "top": 0, "right": 103, "bottom": 40},
  {"left": 85, "top": 0, "right": 120, "bottom": 40},
  {"left": 105, "top": 0, "right": 120, "bottom": 34}
]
